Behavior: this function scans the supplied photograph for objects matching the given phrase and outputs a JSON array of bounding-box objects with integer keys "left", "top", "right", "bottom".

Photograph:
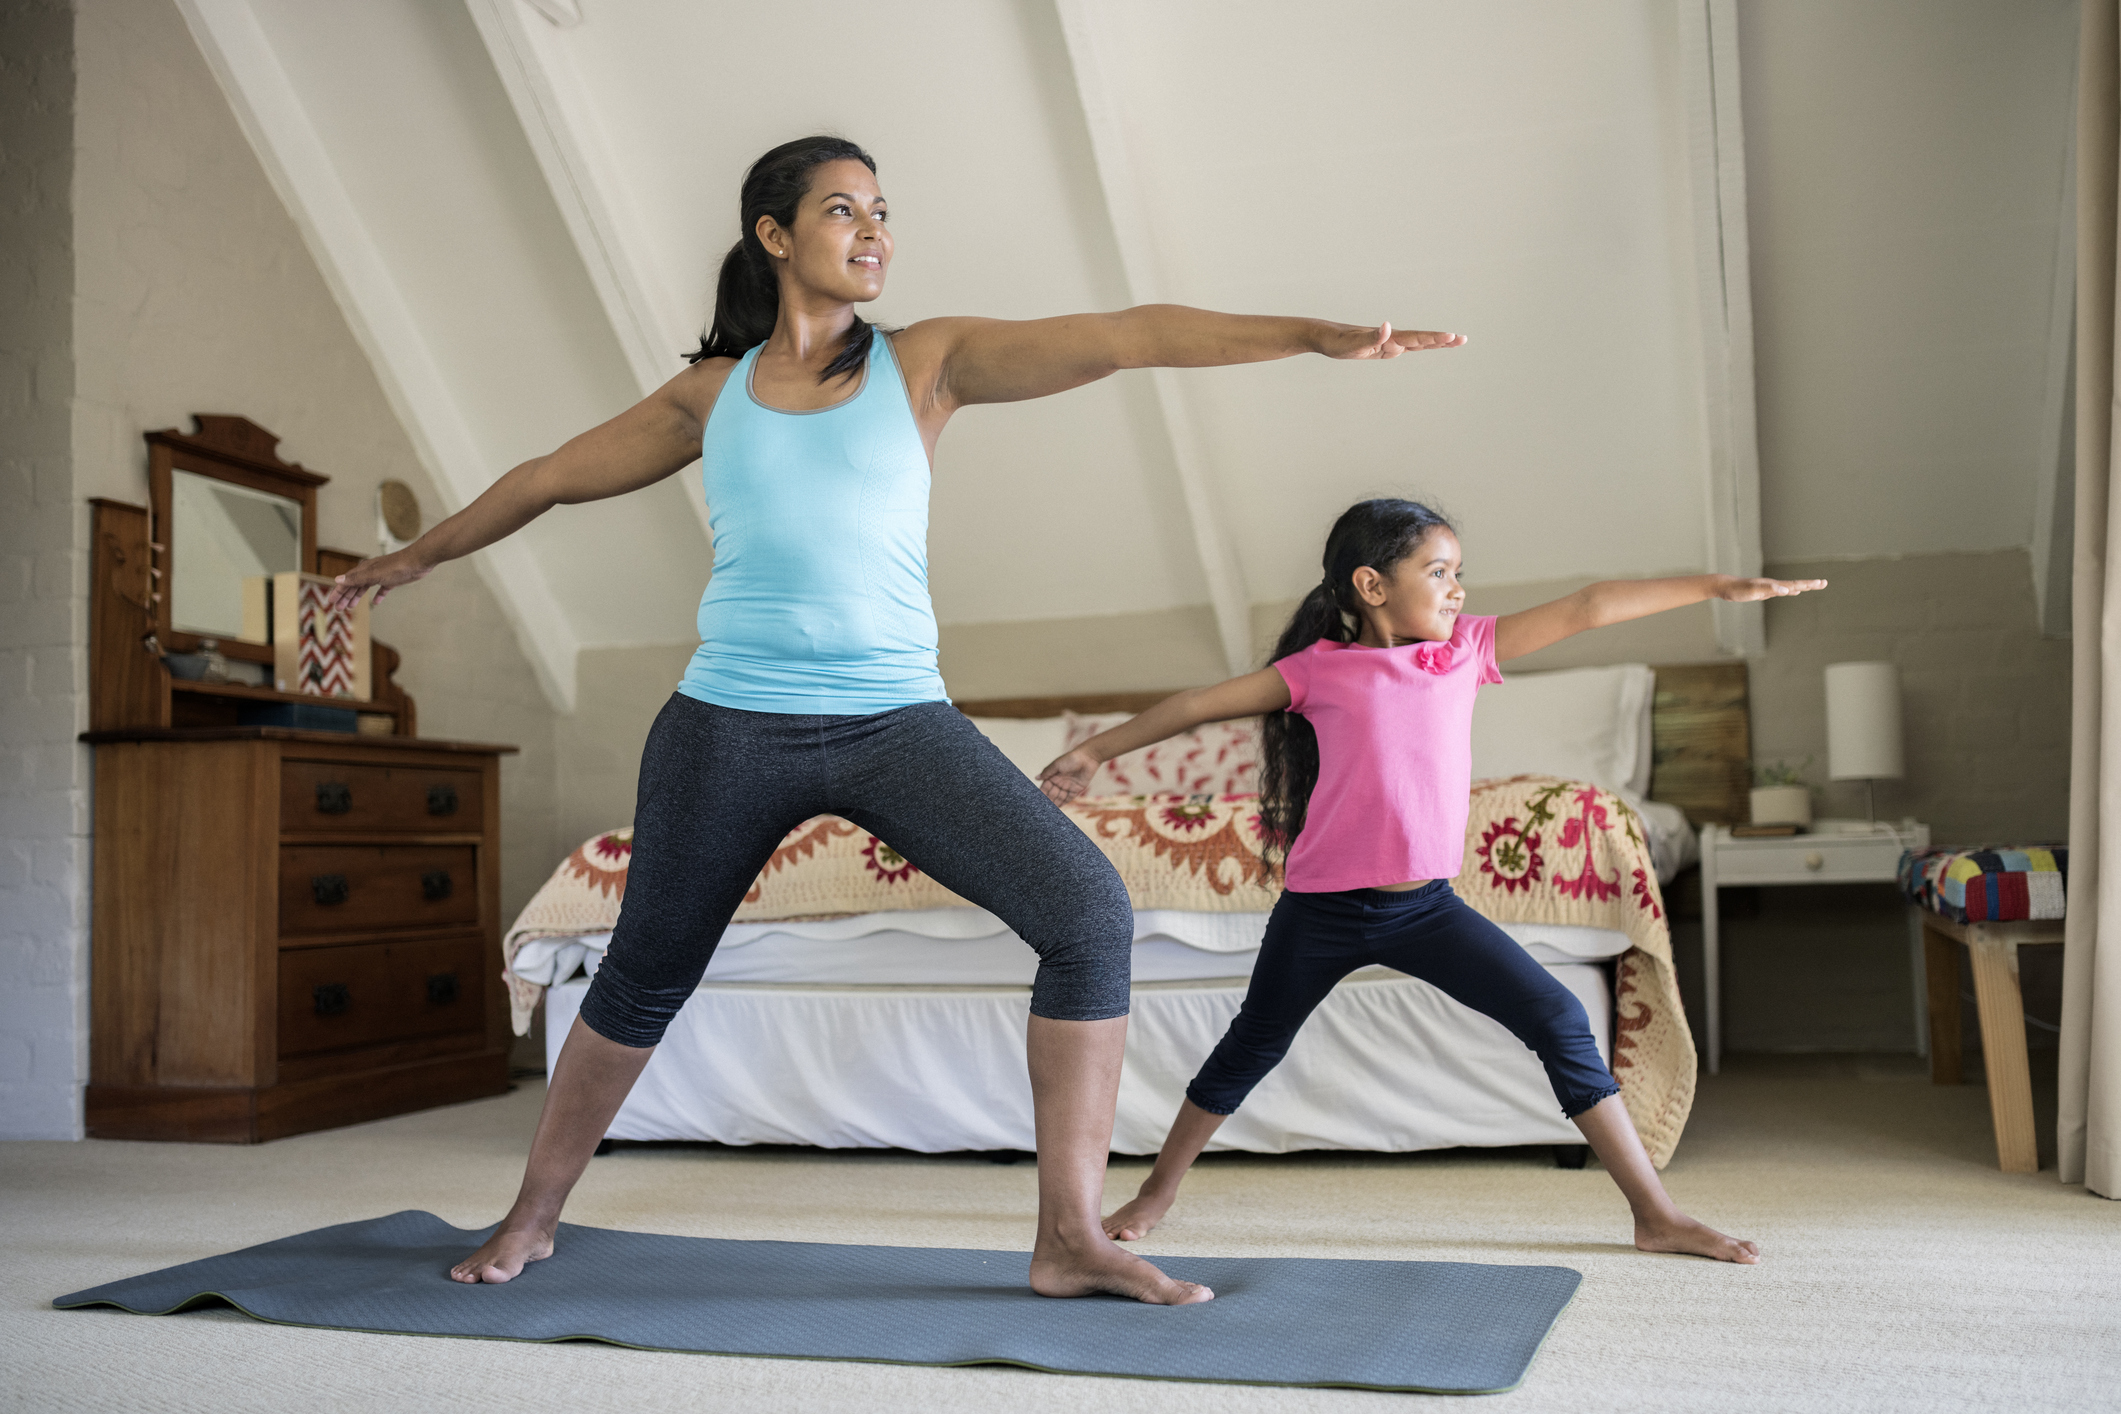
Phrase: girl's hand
[
  {"left": 1716, "top": 575, "right": 1827, "bottom": 603},
  {"left": 1037, "top": 748, "right": 1101, "bottom": 806},
  {"left": 1317, "top": 321, "right": 1467, "bottom": 360},
  {"left": 327, "top": 547, "right": 434, "bottom": 611}
]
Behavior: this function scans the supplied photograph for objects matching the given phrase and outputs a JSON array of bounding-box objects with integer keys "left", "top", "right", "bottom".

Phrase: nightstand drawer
[
  {"left": 281, "top": 759, "right": 484, "bottom": 836},
  {"left": 277, "top": 934, "right": 486, "bottom": 1058},
  {"left": 1713, "top": 835, "right": 1907, "bottom": 884},
  {"left": 279, "top": 843, "right": 479, "bottom": 935}
]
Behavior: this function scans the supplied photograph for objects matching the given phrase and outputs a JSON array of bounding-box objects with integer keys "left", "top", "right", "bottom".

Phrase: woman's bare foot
[
  {"left": 1101, "top": 1189, "right": 1176, "bottom": 1242},
  {"left": 1635, "top": 1213, "right": 1760, "bottom": 1264},
  {"left": 1031, "top": 1230, "right": 1212, "bottom": 1304},
  {"left": 449, "top": 1220, "right": 556, "bottom": 1283}
]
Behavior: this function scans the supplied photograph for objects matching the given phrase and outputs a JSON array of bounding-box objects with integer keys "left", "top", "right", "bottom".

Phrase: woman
[{"left": 331, "top": 135, "right": 1464, "bottom": 1306}]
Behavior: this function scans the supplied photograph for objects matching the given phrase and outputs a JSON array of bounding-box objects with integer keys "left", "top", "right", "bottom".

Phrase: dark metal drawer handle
[
  {"left": 313, "top": 983, "right": 350, "bottom": 1017},
  {"left": 311, "top": 874, "right": 349, "bottom": 906},
  {"left": 315, "top": 782, "right": 352, "bottom": 814},
  {"left": 427, "top": 784, "right": 459, "bottom": 816},
  {"left": 427, "top": 972, "right": 460, "bottom": 1006},
  {"left": 421, "top": 870, "right": 453, "bottom": 902}
]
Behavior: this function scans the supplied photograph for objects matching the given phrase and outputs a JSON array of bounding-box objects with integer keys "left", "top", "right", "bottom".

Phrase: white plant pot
[{"left": 1749, "top": 785, "right": 1812, "bottom": 827}]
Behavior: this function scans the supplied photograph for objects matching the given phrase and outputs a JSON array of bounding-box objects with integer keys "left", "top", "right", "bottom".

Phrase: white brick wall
[{"left": 0, "top": 0, "right": 88, "bottom": 1139}]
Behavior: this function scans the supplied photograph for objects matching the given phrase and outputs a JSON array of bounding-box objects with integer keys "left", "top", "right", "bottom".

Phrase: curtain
[{"left": 2062, "top": 0, "right": 2121, "bottom": 1196}]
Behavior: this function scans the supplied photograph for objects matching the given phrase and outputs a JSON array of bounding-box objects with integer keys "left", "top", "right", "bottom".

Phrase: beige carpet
[{"left": 4, "top": 1056, "right": 2116, "bottom": 1413}]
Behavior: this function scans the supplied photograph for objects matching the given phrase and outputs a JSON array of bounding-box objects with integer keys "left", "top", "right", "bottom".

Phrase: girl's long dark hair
[
  {"left": 687, "top": 135, "right": 880, "bottom": 385},
  {"left": 1258, "top": 498, "right": 1456, "bottom": 863}
]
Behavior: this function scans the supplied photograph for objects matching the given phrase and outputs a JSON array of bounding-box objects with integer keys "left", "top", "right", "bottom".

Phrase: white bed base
[{"left": 544, "top": 962, "right": 1611, "bottom": 1155}]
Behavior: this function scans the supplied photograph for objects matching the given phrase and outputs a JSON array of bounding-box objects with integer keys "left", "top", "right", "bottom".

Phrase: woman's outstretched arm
[
  {"left": 903, "top": 306, "right": 1465, "bottom": 411},
  {"left": 1493, "top": 574, "right": 1827, "bottom": 663},
  {"left": 1037, "top": 668, "right": 1291, "bottom": 805},
  {"left": 326, "top": 361, "right": 733, "bottom": 607}
]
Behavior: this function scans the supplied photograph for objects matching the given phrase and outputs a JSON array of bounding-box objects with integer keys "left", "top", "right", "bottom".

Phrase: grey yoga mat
[{"left": 54, "top": 1210, "right": 1580, "bottom": 1393}]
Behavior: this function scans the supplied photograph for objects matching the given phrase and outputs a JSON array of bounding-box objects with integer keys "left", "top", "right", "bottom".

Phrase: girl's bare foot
[
  {"left": 1101, "top": 1189, "right": 1176, "bottom": 1242},
  {"left": 450, "top": 1220, "right": 556, "bottom": 1283},
  {"left": 1031, "top": 1230, "right": 1212, "bottom": 1304},
  {"left": 1635, "top": 1213, "right": 1760, "bottom": 1264}
]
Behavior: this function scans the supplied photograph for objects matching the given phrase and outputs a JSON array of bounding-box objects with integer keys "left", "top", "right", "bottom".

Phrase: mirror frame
[{"left": 146, "top": 415, "right": 326, "bottom": 664}]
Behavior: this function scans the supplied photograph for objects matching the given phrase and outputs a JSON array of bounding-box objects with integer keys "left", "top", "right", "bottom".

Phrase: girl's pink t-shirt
[{"left": 1271, "top": 614, "right": 1504, "bottom": 893}]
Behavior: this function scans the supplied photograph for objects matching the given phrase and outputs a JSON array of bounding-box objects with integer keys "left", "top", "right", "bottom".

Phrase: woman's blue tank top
[{"left": 677, "top": 334, "right": 949, "bottom": 715}]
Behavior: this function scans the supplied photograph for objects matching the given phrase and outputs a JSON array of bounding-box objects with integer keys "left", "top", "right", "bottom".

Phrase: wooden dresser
[{"left": 82, "top": 416, "right": 517, "bottom": 1142}]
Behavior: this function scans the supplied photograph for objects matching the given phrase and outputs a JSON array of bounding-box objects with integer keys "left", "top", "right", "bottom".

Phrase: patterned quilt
[{"left": 503, "top": 774, "right": 1694, "bottom": 1166}]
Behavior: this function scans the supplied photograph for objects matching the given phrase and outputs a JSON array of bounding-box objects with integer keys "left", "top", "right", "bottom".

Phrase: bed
[{"left": 507, "top": 662, "right": 1749, "bottom": 1165}]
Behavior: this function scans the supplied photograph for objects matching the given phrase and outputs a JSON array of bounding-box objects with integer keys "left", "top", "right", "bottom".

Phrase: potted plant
[{"left": 1750, "top": 759, "right": 1813, "bottom": 828}]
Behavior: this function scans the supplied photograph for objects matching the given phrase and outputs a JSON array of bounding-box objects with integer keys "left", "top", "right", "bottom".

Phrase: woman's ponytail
[
  {"left": 1257, "top": 498, "right": 1455, "bottom": 864},
  {"left": 695, "top": 236, "right": 780, "bottom": 365},
  {"left": 687, "top": 135, "right": 880, "bottom": 385}
]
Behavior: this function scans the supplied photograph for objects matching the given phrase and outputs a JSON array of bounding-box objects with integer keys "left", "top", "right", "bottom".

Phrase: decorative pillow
[
  {"left": 1469, "top": 663, "right": 1655, "bottom": 799},
  {"left": 1062, "top": 711, "right": 1261, "bottom": 796}
]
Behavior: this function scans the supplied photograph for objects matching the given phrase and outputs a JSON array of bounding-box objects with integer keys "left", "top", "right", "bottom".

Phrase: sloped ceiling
[{"left": 179, "top": 0, "right": 1762, "bottom": 707}]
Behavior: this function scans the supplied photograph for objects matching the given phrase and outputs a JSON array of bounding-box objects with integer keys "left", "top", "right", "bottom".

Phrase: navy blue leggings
[
  {"left": 579, "top": 695, "right": 1134, "bottom": 1047},
  {"left": 1186, "top": 880, "right": 1621, "bottom": 1118}
]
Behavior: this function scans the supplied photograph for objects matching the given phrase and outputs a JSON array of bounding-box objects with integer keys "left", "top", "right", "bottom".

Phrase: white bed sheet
[
  {"left": 510, "top": 908, "right": 1639, "bottom": 988},
  {"left": 544, "top": 961, "right": 1611, "bottom": 1154}
]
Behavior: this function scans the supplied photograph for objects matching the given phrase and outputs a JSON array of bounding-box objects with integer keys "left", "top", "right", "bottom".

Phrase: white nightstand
[{"left": 1698, "top": 820, "right": 1930, "bottom": 1073}]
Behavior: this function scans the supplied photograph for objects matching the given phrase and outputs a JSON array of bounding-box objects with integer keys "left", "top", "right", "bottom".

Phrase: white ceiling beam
[
  {"left": 175, "top": 0, "right": 582, "bottom": 710},
  {"left": 522, "top": 0, "right": 580, "bottom": 27},
  {"left": 1054, "top": 0, "right": 1254, "bottom": 677},
  {"left": 463, "top": 0, "right": 715, "bottom": 547},
  {"left": 1678, "top": 0, "right": 1766, "bottom": 657}
]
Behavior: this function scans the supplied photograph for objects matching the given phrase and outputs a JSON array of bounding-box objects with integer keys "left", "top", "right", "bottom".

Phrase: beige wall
[
  {"left": 1752, "top": 550, "right": 2069, "bottom": 846},
  {"left": 71, "top": 0, "right": 561, "bottom": 918},
  {"left": 1740, "top": 0, "right": 2078, "bottom": 564},
  {"left": 556, "top": 645, "right": 693, "bottom": 849}
]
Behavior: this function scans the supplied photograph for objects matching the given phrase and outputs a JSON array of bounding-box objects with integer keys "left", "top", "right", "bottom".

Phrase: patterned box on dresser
[{"left": 271, "top": 571, "right": 371, "bottom": 700}]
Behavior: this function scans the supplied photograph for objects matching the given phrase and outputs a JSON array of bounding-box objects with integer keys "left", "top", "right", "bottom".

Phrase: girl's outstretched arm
[
  {"left": 1494, "top": 574, "right": 1826, "bottom": 663},
  {"left": 900, "top": 307, "right": 1465, "bottom": 412},
  {"left": 1036, "top": 667, "right": 1290, "bottom": 805}
]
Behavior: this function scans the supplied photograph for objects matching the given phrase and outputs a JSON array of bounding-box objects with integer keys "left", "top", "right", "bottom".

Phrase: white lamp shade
[{"left": 1825, "top": 661, "right": 1904, "bottom": 781}]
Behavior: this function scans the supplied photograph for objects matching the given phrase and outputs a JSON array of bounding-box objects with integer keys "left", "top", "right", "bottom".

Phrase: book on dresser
[{"left": 82, "top": 415, "right": 518, "bottom": 1142}]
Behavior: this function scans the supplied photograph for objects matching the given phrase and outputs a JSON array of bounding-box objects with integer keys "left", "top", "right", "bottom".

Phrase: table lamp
[{"left": 1825, "top": 661, "right": 1903, "bottom": 822}]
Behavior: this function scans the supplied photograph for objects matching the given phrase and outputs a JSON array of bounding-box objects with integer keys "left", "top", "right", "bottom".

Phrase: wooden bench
[{"left": 1919, "top": 910, "right": 2064, "bottom": 1173}]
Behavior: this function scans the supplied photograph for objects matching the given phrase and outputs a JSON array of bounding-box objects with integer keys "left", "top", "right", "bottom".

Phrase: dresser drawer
[
  {"left": 1712, "top": 834, "right": 1908, "bottom": 885},
  {"left": 281, "top": 759, "right": 484, "bottom": 835},
  {"left": 280, "top": 843, "right": 479, "bottom": 935},
  {"left": 277, "top": 934, "right": 486, "bottom": 1057}
]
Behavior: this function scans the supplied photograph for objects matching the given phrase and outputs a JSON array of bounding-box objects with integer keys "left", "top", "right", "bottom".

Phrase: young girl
[{"left": 1040, "top": 499, "right": 1817, "bottom": 1264}]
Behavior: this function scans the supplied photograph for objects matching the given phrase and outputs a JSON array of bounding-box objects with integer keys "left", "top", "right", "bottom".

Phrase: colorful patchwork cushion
[{"left": 1898, "top": 846, "right": 2068, "bottom": 923}]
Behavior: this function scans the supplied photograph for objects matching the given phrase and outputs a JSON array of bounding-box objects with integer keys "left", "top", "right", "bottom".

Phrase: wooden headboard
[
  {"left": 1644, "top": 662, "right": 1749, "bottom": 826},
  {"left": 955, "top": 660, "right": 1751, "bottom": 827}
]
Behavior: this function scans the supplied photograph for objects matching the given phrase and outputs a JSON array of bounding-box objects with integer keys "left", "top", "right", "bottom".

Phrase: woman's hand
[
  {"left": 1315, "top": 321, "right": 1468, "bottom": 359},
  {"left": 327, "top": 546, "right": 433, "bottom": 611},
  {"left": 1715, "top": 575, "right": 1827, "bottom": 602},
  {"left": 1037, "top": 748, "right": 1101, "bottom": 806}
]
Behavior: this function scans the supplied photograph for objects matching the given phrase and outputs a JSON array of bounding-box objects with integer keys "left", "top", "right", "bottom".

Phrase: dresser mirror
[
  {"left": 167, "top": 469, "right": 303, "bottom": 641},
  {"left": 147, "top": 415, "right": 323, "bottom": 664}
]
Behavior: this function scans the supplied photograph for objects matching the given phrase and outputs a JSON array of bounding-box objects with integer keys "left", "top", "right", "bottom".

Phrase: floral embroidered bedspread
[{"left": 503, "top": 774, "right": 1693, "bottom": 1165}]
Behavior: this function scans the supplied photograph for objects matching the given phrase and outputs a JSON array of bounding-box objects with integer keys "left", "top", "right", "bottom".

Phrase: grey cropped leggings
[{"left": 577, "top": 693, "right": 1134, "bottom": 1048}]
